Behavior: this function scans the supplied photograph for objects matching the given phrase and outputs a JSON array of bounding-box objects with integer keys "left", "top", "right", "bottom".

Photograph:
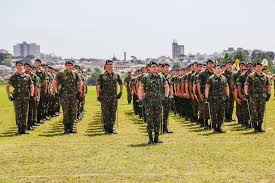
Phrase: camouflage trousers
[
  {"left": 126, "top": 89, "right": 132, "bottom": 104},
  {"left": 101, "top": 98, "right": 117, "bottom": 132},
  {"left": 192, "top": 99, "right": 199, "bottom": 119},
  {"left": 239, "top": 100, "right": 250, "bottom": 126},
  {"left": 250, "top": 97, "right": 266, "bottom": 128},
  {"left": 145, "top": 99, "right": 162, "bottom": 134},
  {"left": 225, "top": 95, "right": 234, "bottom": 120},
  {"left": 198, "top": 100, "right": 205, "bottom": 120},
  {"left": 28, "top": 97, "right": 39, "bottom": 126},
  {"left": 14, "top": 98, "right": 29, "bottom": 129},
  {"left": 162, "top": 99, "right": 171, "bottom": 129},
  {"left": 61, "top": 95, "right": 77, "bottom": 125},
  {"left": 209, "top": 98, "right": 225, "bottom": 128}
]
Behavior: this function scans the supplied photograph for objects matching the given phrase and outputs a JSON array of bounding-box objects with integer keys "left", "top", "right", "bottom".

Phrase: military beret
[
  {"left": 206, "top": 59, "right": 214, "bottom": 64},
  {"left": 226, "top": 61, "right": 232, "bottom": 64},
  {"left": 15, "top": 60, "right": 24, "bottom": 65},
  {"left": 198, "top": 63, "right": 203, "bottom": 66},
  {"left": 24, "top": 61, "right": 33, "bottom": 67},
  {"left": 35, "top": 59, "right": 42, "bottom": 63},
  {"left": 149, "top": 61, "right": 158, "bottom": 66},
  {"left": 215, "top": 64, "right": 221, "bottom": 68},
  {"left": 247, "top": 62, "right": 253, "bottom": 66},
  {"left": 163, "top": 63, "right": 170, "bottom": 67},
  {"left": 240, "top": 62, "right": 245, "bottom": 65},
  {"left": 65, "top": 60, "right": 75, "bottom": 65},
  {"left": 254, "top": 62, "right": 262, "bottom": 66},
  {"left": 192, "top": 62, "right": 198, "bottom": 65},
  {"left": 105, "top": 59, "right": 113, "bottom": 65}
]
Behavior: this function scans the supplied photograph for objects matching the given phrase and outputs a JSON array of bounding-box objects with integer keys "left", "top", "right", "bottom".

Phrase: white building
[{"left": 13, "top": 41, "right": 40, "bottom": 58}]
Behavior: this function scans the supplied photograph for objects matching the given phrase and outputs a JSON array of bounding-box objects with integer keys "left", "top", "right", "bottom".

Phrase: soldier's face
[
  {"left": 105, "top": 63, "right": 113, "bottom": 72},
  {"left": 247, "top": 65, "right": 253, "bottom": 72},
  {"left": 226, "top": 64, "right": 232, "bottom": 70},
  {"left": 25, "top": 65, "right": 32, "bottom": 72},
  {"left": 35, "top": 61, "right": 41, "bottom": 68},
  {"left": 207, "top": 63, "right": 213, "bottom": 70},
  {"left": 65, "top": 64, "right": 73, "bottom": 72},
  {"left": 16, "top": 64, "right": 23, "bottom": 72},
  {"left": 163, "top": 66, "right": 169, "bottom": 73},
  {"left": 215, "top": 66, "right": 222, "bottom": 75},
  {"left": 150, "top": 64, "right": 158, "bottom": 74},
  {"left": 255, "top": 65, "right": 262, "bottom": 73}
]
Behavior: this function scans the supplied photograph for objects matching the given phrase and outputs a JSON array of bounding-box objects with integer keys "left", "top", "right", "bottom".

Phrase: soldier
[
  {"left": 53, "top": 60, "right": 82, "bottom": 133},
  {"left": 96, "top": 60, "right": 123, "bottom": 134},
  {"left": 74, "top": 65, "right": 85, "bottom": 120},
  {"left": 223, "top": 61, "right": 235, "bottom": 122},
  {"left": 124, "top": 71, "right": 133, "bottom": 104},
  {"left": 197, "top": 59, "right": 214, "bottom": 128},
  {"left": 138, "top": 61, "right": 169, "bottom": 144},
  {"left": 205, "top": 64, "right": 229, "bottom": 133},
  {"left": 6, "top": 60, "right": 34, "bottom": 134},
  {"left": 236, "top": 63, "right": 253, "bottom": 128},
  {"left": 244, "top": 62, "right": 271, "bottom": 132},
  {"left": 162, "top": 63, "right": 173, "bottom": 133},
  {"left": 25, "top": 61, "right": 41, "bottom": 130},
  {"left": 34, "top": 59, "right": 48, "bottom": 123}
]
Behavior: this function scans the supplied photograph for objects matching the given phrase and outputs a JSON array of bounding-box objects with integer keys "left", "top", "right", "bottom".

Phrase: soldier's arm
[
  {"left": 197, "top": 83, "right": 203, "bottom": 100},
  {"left": 52, "top": 80, "right": 59, "bottom": 94},
  {"left": 164, "top": 82, "right": 169, "bottom": 97},
  {"left": 193, "top": 83, "right": 197, "bottom": 100},
  {"left": 96, "top": 84, "right": 101, "bottom": 97},
  {"left": 181, "top": 82, "right": 185, "bottom": 97},
  {"left": 185, "top": 81, "right": 190, "bottom": 98},
  {"left": 30, "top": 84, "right": 34, "bottom": 97},
  {"left": 138, "top": 85, "right": 144, "bottom": 100},
  {"left": 6, "top": 82, "right": 11, "bottom": 97},
  {"left": 205, "top": 85, "right": 209, "bottom": 98},
  {"left": 225, "top": 85, "right": 229, "bottom": 97}
]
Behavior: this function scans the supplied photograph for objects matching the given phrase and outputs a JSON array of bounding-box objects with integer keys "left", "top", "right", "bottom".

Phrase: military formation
[
  {"left": 5, "top": 58, "right": 273, "bottom": 142},
  {"left": 6, "top": 59, "right": 87, "bottom": 134},
  {"left": 127, "top": 59, "right": 272, "bottom": 144}
]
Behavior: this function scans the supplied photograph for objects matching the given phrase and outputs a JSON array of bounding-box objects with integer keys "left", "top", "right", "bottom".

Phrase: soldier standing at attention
[
  {"left": 223, "top": 61, "right": 235, "bottom": 122},
  {"left": 138, "top": 61, "right": 169, "bottom": 144},
  {"left": 124, "top": 71, "right": 133, "bottom": 104},
  {"left": 53, "top": 60, "right": 82, "bottom": 133},
  {"left": 6, "top": 60, "right": 34, "bottom": 134},
  {"left": 162, "top": 63, "right": 173, "bottom": 133},
  {"left": 205, "top": 65, "right": 229, "bottom": 133},
  {"left": 96, "top": 60, "right": 123, "bottom": 134},
  {"left": 244, "top": 62, "right": 271, "bottom": 132},
  {"left": 25, "top": 61, "right": 41, "bottom": 130}
]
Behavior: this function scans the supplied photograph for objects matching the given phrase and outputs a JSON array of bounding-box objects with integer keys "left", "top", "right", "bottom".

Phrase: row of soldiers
[
  {"left": 125, "top": 59, "right": 272, "bottom": 143},
  {"left": 6, "top": 59, "right": 87, "bottom": 134}
]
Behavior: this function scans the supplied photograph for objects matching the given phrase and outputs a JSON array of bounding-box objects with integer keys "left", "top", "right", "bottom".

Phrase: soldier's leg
[
  {"left": 33, "top": 100, "right": 39, "bottom": 125},
  {"left": 163, "top": 102, "right": 171, "bottom": 133},
  {"left": 21, "top": 99, "right": 30, "bottom": 133},
  {"left": 154, "top": 103, "right": 163, "bottom": 143},
  {"left": 27, "top": 98, "right": 33, "bottom": 129},
  {"left": 257, "top": 100, "right": 266, "bottom": 132},
  {"left": 101, "top": 100, "right": 112, "bottom": 133},
  {"left": 68, "top": 96, "right": 78, "bottom": 132},
  {"left": 145, "top": 104, "right": 154, "bottom": 144},
  {"left": 61, "top": 98, "right": 70, "bottom": 133},
  {"left": 13, "top": 100, "right": 22, "bottom": 133},
  {"left": 250, "top": 99, "right": 258, "bottom": 132},
  {"left": 217, "top": 100, "right": 225, "bottom": 132},
  {"left": 229, "top": 96, "right": 235, "bottom": 121},
  {"left": 210, "top": 100, "right": 219, "bottom": 132},
  {"left": 198, "top": 100, "right": 205, "bottom": 127},
  {"left": 109, "top": 99, "right": 117, "bottom": 133}
]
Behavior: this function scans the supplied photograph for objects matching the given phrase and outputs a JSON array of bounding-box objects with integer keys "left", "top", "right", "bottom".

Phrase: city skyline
[{"left": 1, "top": 0, "right": 275, "bottom": 59}]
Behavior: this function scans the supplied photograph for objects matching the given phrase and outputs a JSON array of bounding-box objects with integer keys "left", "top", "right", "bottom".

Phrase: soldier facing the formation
[
  {"left": 96, "top": 60, "right": 123, "bottom": 134},
  {"left": 124, "top": 71, "right": 133, "bottom": 104},
  {"left": 138, "top": 61, "right": 169, "bottom": 144},
  {"left": 6, "top": 60, "right": 34, "bottom": 134}
]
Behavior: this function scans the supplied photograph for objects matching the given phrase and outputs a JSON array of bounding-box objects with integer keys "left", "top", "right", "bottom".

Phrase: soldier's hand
[
  {"left": 266, "top": 94, "right": 271, "bottom": 101},
  {"left": 97, "top": 96, "right": 102, "bottom": 102},
  {"left": 117, "top": 91, "right": 122, "bottom": 99},
  {"left": 244, "top": 95, "right": 249, "bottom": 101},
  {"left": 204, "top": 97, "right": 209, "bottom": 104},
  {"left": 8, "top": 96, "right": 14, "bottom": 101},
  {"left": 137, "top": 99, "right": 143, "bottom": 107}
]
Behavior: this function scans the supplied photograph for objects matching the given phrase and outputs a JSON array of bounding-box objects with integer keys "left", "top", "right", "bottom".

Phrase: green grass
[{"left": 0, "top": 86, "right": 274, "bottom": 182}]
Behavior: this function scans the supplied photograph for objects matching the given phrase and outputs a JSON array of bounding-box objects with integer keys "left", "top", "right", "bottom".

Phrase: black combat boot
[
  {"left": 64, "top": 124, "right": 69, "bottom": 133},
  {"left": 257, "top": 123, "right": 265, "bottom": 132},
  {"left": 148, "top": 132, "right": 154, "bottom": 144},
  {"left": 154, "top": 133, "right": 163, "bottom": 143},
  {"left": 21, "top": 125, "right": 27, "bottom": 134}
]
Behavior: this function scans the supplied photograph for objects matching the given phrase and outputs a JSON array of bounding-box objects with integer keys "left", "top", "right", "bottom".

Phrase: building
[
  {"left": 172, "top": 40, "right": 185, "bottom": 59},
  {"left": 13, "top": 41, "right": 40, "bottom": 58}
]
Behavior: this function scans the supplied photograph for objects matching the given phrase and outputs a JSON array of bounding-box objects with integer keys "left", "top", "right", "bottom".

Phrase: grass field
[{"left": 0, "top": 86, "right": 274, "bottom": 182}]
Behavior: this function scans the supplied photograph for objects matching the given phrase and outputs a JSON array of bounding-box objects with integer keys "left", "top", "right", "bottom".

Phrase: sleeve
[
  {"left": 140, "top": 75, "right": 146, "bottom": 87},
  {"left": 244, "top": 75, "right": 251, "bottom": 85},
  {"left": 197, "top": 72, "right": 203, "bottom": 84},
  {"left": 117, "top": 74, "right": 123, "bottom": 85},
  {"left": 75, "top": 72, "right": 81, "bottom": 82},
  {"left": 206, "top": 77, "right": 211, "bottom": 87},
  {"left": 223, "top": 77, "right": 228, "bottom": 87},
  {"left": 55, "top": 72, "right": 62, "bottom": 84},
  {"left": 28, "top": 76, "right": 33, "bottom": 85},
  {"left": 8, "top": 75, "right": 15, "bottom": 86},
  {"left": 97, "top": 74, "right": 103, "bottom": 86}
]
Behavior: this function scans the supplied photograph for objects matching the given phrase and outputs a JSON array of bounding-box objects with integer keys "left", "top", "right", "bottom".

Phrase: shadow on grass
[
  {"left": 128, "top": 143, "right": 156, "bottom": 148},
  {"left": 85, "top": 111, "right": 105, "bottom": 137},
  {"left": 125, "top": 110, "right": 147, "bottom": 134},
  {"left": 198, "top": 131, "right": 226, "bottom": 136},
  {"left": 0, "top": 126, "right": 18, "bottom": 137},
  {"left": 242, "top": 131, "right": 264, "bottom": 135},
  {"left": 38, "top": 119, "right": 67, "bottom": 137}
]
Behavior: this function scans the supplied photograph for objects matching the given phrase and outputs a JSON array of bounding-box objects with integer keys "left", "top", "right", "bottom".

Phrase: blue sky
[{"left": 1, "top": 0, "right": 274, "bottom": 59}]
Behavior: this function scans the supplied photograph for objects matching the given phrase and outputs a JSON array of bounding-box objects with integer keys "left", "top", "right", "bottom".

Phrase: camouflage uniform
[
  {"left": 162, "top": 73, "right": 172, "bottom": 132},
  {"left": 36, "top": 69, "right": 48, "bottom": 122},
  {"left": 97, "top": 72, "right": 122, "bottom": 133},
  {"left": 245, "top": 72, "right": 271, "bottom": 131},
  {"left": 237, "top": 72, "right": 250, "bottom": 127},
  {"left": 8, "top": 73, "right": 33, "bottom": 133},
  {"left": 233, "top": 70, "right": 242, "bottom": 124},
  {"left": 55, "top": 70, "right": 80, "bottom": 132},
  {"left": 141, "top": 73, "right": 167, "bottom": 142},
  {"left": 197, "top": 69, "right": 213, "bottom": 127},
  {"left": 206, "top": 74, "right": 228, "bottom": 132},
  {"left": 223, "top": 70, "right": 235, "bottom": 121},
  {"left": 190, "top": 71, "right": 199, "bottom": 122},
  {"left": 28, "top": 72, "right": 40, "bottom": 128},
  {"left": 124, "top": 75, "right": 133, "bottom": 104}
]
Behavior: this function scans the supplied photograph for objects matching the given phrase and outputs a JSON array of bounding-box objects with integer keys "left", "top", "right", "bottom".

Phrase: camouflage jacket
[
  {"left": 97, "top": 71, "right": 122, "bottom": 98},
  {"left": 206, "top": 74, "right": 228, "bottom": 98},
  {"left": 8, "top": 72, "right": 33, "bottom": 99},
  {"left": 197, "top": 69, "right": 214, "bottom": 96},
  {"left": 55, "top": 70, "right": 80, "bottom": 97},
  {"left": 245, "top": 72, "right": 271, "bottom": 98}
]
